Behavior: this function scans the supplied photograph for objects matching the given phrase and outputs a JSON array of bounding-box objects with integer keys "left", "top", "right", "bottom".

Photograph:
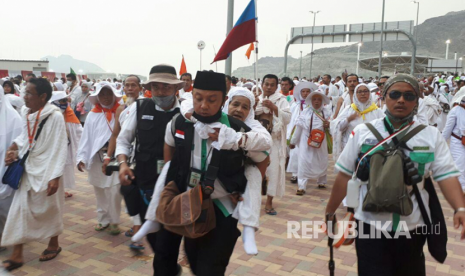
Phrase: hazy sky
[{"left": 0, "top": 0, "right": 462, "bottom": 76}]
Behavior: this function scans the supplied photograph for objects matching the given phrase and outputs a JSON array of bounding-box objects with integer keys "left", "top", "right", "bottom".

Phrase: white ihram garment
[
  {"left": 290, "top": 107, "right": 330, "bottom": 190},
  {"left": 0, "top": 87, "right": 23, "bottom": 234},
  {"left": 442, "top": 105, "right": 465, "bottom": 191},
  {"left": 256, "top": 91, "right": 291, "bottom": 198},
  {"left": 76, "top": 109, "right": 121, "bottom": 225},
  {"left": 1, "top": 103, "right": 67, "bottom": 246}
]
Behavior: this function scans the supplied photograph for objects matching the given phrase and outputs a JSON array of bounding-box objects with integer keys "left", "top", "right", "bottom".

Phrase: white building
[{"left": 0, "top": 59, "right": 49, "bottom": 72}]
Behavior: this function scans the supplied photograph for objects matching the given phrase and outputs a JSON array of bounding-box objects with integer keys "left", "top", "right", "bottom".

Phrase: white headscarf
[
  {"left": 353, "top": 83, "right": 373, "bottom": 111},
  {"left": 54, "top": 81, "right": 64, "bottom": 91},
  {"left": 223, "top": 87, "right": 256, "bottom": 126},
  {"left": 294, "top": 82, "right": 318, "bottom": 103},
  {"left": 251, "top": 85, "right": 263, "bottom": 96},
  {"left": 0, "top": 86, "right": 23, "bottom": 198}
]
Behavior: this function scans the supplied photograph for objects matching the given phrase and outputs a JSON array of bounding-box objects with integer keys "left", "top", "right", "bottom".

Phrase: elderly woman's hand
[{"left": 229, "top": 192, "right": 243, "bottom": 206}]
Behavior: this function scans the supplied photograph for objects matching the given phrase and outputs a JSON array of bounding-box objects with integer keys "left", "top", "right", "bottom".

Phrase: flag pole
[
  {"left": 213, "top": 45, "right": 218, "bottom": 72},
  {"left": 254, "top": 0, "right": 258, "bottom": 83}
]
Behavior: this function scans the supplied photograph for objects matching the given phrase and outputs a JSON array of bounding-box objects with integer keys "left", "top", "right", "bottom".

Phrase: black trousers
[
  {"left": 153, "top": 226, "right": 183, "bottom": 276},
  {"left": 184, "top": 204, "right": 240, "bottom": 276},
  {"left": 355, "top": 221, "right": 427, "bottom": 276},
  {"left": 121, "top": 184, "right": 158, "bottom": 254}
]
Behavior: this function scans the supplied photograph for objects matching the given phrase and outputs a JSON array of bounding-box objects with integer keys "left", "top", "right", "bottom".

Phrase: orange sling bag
[{"left": 307, "top": 111, "right": 326, "bottom": 148}]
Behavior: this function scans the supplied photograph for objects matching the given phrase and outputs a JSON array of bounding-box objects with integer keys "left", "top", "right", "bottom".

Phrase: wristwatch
[{"left": 454, "top": 207, "right": 465, "bottom": 214}]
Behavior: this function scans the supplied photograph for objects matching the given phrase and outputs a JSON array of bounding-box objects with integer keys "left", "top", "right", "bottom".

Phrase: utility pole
[
  {"left": 412, "top": 1, "right": 420, "bottom": 46},
  {"left": 309, "top": 10, "right": 320, "bottom": 79},
  {"left": 225, "top": 0, "right": 234, "bottom": 75}
]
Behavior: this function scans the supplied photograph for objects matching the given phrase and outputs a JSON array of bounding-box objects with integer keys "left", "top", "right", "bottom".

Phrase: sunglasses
[
  {"left": 377, "top": 82, "right": 385, "bottom": 87},
  {"left": 387, "top": 90, "right": 418, "bottom": 102}
]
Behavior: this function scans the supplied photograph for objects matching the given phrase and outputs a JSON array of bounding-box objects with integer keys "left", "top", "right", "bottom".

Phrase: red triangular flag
[{"left": 179, "top": 55, "right": 187, "bottom": 76}]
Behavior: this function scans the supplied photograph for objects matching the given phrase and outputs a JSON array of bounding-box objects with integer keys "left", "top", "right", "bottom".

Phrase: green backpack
[{"left": 362, "top": 123, "right": 426, "bottom": 216}]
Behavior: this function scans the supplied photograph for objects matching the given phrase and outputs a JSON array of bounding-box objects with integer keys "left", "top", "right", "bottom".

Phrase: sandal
[
  {"left": 65, "top": 192, "right": 73, "bottom": 198},
  {"left": 39, "top": 247, "right": 62, "bottom": 262},
  {"left": 296, "top": 189, "right": 305, "bottom": 196},
  {"left": 107, "top": 224, "right": 121, "bottom": 235},
  {"left": 290, "top": 176, "right": 297, "bottom": 184},
  {"left": 2, "top": 260, "right": 23, "bottom": 272},
  {"left": 318, "top": 184, "right": 327, "bottom": 189},
  {"left": 265, "top": 208, "right": 277, "bottom": 216},
  {"left": 94, "top": 224, "right": 109, "bottom": 231},
  {"left": 125, "top": 228, "right": 134, "bottom": 237},
  {"left": 129, "top": 242, "right": 145, "bottom": 250}
]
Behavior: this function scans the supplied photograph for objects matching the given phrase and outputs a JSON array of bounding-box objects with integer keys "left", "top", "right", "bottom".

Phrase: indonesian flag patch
[
  {"left": 350, "top": 131, "right": 355, "bottom": 139},
  {"left": 175, "top": 130, "right": 185, "bottom": 139}
]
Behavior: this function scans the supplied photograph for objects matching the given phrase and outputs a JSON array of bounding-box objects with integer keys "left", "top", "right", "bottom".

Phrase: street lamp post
[
  {"left": 412, "top": 1, "right": 420, "bottom": 46},
  {"left": 299, "top": 51, "right": 303, "bottom": 78},
  {"left": 446, "top": 40, "right": 451, "bottom": 59},
  {"left": 356, "top": 42, "right": 362, "bottom": 75},
  {"left": 309, "top": 10, "right": 320, "bottom": 79},
  {"left": 378, "top": 0, "right": 386, "bottom": 78}
]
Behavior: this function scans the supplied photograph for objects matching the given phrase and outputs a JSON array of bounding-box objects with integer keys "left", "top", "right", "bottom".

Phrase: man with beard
[{"left": 103, "top": 75, "right": 143, "bottom": 249}]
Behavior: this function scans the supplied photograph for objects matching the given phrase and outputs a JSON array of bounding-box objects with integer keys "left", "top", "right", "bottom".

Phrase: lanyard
[
  {"left": 27, "top": 108, "right": 43, "bottom": 149},
  {"left": 102, "top": 110, "right": 114, "bottom": 132}
]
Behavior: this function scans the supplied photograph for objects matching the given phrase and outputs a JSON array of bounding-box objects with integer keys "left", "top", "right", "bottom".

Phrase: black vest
[
  {"left": 135, "top": 98, "right": 179, "bottom": 189},
  {"left": 166, "top": 114, "right": 251, "bottom": 194}
]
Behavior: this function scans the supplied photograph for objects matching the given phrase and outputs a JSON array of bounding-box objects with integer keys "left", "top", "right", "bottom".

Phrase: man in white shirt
[
  {"left": 326, "top": 74, "right": 465, "bottom": 276},
  {"left": 178, "top": 73, "right": 193, "bottom": 100},
  {"left": 116, "top": 64, "right": 183, "bottom": 275},
  {"left": 322, "top": 74, "right": 340, "bottom": 108},
  {"left": 67, "top": 73, "right": 82, "bottom": 106}
]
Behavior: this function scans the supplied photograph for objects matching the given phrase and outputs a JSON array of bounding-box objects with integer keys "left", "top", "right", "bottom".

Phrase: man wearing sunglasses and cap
[
  {"left": 326, "top": 73, "right": 465, "bottom": 275},
  {"left": 115, "top": 64, "right": 183, "bottom": 262}
]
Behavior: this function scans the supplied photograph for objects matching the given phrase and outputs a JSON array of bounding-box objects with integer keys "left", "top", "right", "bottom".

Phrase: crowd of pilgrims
[{"left": 1, "top": 64, "right": 465, "bottom": 275}]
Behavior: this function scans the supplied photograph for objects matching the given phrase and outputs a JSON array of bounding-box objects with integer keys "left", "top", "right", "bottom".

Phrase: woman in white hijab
[
  {"left": 134, "top": 88, "right": 271, "bottom": 256},
  {"left": 286, "top": 82, "right": 318, "bottom": 183},
  {"left": 436, "top": 85, "right": 451, "bottom": 131},
  {"left": 0, "top": 86, "right": 23, "bottom": 251},
  {"left": 53, "top": 82, "right": 65, "bottom": 91},
  {"left": 76, "top": 82, "right": 123, "bottom": 235},
  {"left": 290, "top": 89, "right": 332, "bottom": 194},
  {"left": 330, "top": 83, "right": 384, "bottom": 161}
]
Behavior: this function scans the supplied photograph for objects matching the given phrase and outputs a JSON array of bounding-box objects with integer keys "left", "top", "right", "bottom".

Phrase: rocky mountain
[
  {"left": 41, "top": 55, "right": 105, "bottom": 73},
  {"left": 233, "top": 10, "right": 465, "bottom": 78}
]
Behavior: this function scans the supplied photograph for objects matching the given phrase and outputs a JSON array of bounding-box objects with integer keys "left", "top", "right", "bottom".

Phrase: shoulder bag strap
[
  {"left": 365, "top": 123, "right": 388, "bottom": 149},
  {"left": 203, "top": 149, "right": 221, "bottom": 192},
  {"left": 171, "top": 113, "right": 181, "bottom": 138},
  {"left": 309, "top": 113, "right": 314, "bottom": 137},
  {"left": 398, "top": 125, "right": 427, "bottom": 145},
  {"left": 20, "top": 114, "right": 51, "bottom": 166}
]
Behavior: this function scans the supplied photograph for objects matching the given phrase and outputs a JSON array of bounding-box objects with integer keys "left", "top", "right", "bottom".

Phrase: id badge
[
  {"left": 157, "top": 160, "right": 165, "bottom": 174},
  {"left": 189, "top": 168, "right": 202, "bottom": 188}
]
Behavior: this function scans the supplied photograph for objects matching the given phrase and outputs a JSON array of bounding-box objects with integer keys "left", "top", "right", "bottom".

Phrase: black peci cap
[{"left": 193, "top": 71, "right": 226, "bottom": 95}]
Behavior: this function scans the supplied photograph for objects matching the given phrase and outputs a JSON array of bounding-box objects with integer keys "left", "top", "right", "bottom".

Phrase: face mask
[
  {"left": 152, "top": 94, "right": 175, "bottom": 109},
  {"left": 67, "top": 81, "right": 73, "bottom": 87}
]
